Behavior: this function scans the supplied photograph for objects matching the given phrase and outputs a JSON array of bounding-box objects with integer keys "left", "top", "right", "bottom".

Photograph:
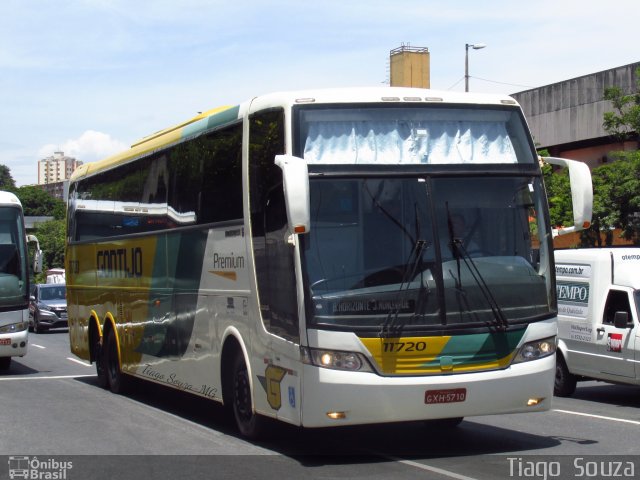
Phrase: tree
[
  {"left": 34, "top": 219, "right": 66, "bottom": 272},
  {"left": 603, "top": 67, "right": 640, "bottom": 145},
  {"left": 588, "top": 151, "right": 640, "bottom": 245},
  {"left": 0, "top": 164, "right": 16, "bottom": 190},
  {"left": 14, "top": 185, "right": 65, "bottom": 219}
]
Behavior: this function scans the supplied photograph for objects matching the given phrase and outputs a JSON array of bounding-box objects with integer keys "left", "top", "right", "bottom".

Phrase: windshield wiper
[
  {"left": 379, "top": 203, "right": 431, "bottom": 338},
  {"left": 379, "top": 239, "right": 430, "bottom": 338},
  {"left": 445, "top": 205, "right": 509, "bottom": 330}
]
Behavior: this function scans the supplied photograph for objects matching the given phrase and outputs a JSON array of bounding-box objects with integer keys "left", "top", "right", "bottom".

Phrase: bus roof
[
  {"left": 0, "top": 190, "right": 22, "bottom": 208},
  {"left": 69, "top": 87, "right": 520, "bottom": 183}
]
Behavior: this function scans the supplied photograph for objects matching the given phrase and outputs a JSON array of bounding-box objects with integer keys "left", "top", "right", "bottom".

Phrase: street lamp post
[{"left": 465, "top": 43, "right": 486, "bottom": 92}]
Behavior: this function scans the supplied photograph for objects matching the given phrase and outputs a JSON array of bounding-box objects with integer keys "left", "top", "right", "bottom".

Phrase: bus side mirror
[
  {"left": 27, "top": 235, "right": 43, "bottom": 274},
  {"left": 542, "top": 157, "right": 593, "bottom": 237},
  {"left": 275, "top": 155, "right": 310, "bottom": 235},
  {"left": 614, "top": 311, "right": 632, "bottom": 329}
]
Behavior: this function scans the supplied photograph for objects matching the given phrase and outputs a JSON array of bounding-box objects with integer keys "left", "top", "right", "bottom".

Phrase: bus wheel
[
  {"left": 231, "top": 353, "right": 264, "bottom": 439},
  {"left": 95, "top": 333, "right": 108, "bottom": 389},
  {"left": 554, "top": 354, "right": 576, "bottom": 397},
  {"left": 105, "top": 328, "right": 128, "bottom": 394},
  {"left": 0, "top": 357, "right": 10, "bottom": 370}
]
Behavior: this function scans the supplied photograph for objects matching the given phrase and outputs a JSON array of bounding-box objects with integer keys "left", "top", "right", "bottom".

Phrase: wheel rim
[
  {"left": 555, "top": 363, "right": 562, "bottom": 385},
  {"left": 234, "top": 367, "right": 253, "bottom": 422}
]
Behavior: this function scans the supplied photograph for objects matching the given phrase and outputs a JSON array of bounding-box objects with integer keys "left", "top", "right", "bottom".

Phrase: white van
[{"left": 554, "top": 248, "right": 640, "bottom": 396}]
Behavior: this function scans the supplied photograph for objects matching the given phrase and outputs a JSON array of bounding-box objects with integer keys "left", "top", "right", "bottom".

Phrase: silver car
[{"left": 29, "top": 284, "right": 68, "bottom": 333}]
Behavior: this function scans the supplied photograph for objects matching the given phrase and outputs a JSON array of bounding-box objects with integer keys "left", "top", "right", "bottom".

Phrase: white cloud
[{"left": 38, "top": 131, "right": 128, "bottom": 164}]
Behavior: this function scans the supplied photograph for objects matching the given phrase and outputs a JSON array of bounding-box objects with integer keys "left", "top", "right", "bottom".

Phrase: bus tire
[
  {"left": 231, "top": 353, "right": 264, "bottom": 439},
  {"left": 424, "top": 417, "right": 464, "bottom": 428},
  {"left": 0, "top": 356, "right": 10, "bottom": 370},
  {"left": 95, "top": 332, "right": 108, "bottom": 389},
  {"left": 554, "top": 354, "right": 576, "bottom": 397},
  {"left": 105, "top": 328, "right": 129, "bottom": 394}
]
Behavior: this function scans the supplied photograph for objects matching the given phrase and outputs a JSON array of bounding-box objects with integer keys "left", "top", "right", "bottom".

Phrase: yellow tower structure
[{"left": 389, "top": 45, "right": 430, "bottom": 88}]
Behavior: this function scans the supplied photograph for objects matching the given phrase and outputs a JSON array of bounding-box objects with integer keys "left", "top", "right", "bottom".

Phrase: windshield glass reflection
[{"left": 302, "top": 176, "right": 553, "bottom": 330}]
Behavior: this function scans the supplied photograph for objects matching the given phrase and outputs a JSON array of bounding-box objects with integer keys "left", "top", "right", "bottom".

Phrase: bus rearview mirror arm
[
  {"left": 275, "top": 155, "right": 311, "bottom": 235},
  {"left": 27, "top": 234, "right": 43, "bottom": 274}
]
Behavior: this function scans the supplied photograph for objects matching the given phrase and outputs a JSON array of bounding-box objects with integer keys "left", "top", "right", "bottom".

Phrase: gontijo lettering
[{"left": 97, "top": 247, "right": 143, "bottom": 278}]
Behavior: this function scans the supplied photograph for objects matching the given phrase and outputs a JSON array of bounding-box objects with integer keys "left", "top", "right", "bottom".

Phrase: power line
[
  {"left": 446, "top": 76, "right": 465, "bottom": 90},
  {"left": 471, "top": 76, "right": 534, "bottom": 89},
  {"left": 446, "top": 75, "right": 533, "bottom": 91}
]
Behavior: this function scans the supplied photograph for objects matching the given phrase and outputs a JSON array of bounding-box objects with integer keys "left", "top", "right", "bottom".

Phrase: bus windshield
[
  {"left": 0, "top": 206, "right": 28, "bottom": 307},
  {"left": 301, "top": 174, "right": 554, "bottom": 331}
]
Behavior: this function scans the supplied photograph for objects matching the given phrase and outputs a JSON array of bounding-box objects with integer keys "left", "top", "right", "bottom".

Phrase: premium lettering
[{"left": 213, "top": 252, "right": 245, "bottom": 269}]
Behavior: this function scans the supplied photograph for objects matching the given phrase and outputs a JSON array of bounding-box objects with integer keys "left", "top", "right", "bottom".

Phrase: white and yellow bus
[
  {"left": 66, "top": 87, "right": 592, "bottom": 437},
  {"left": 0, "top": 191, "right": 42, "bottom": 371}
]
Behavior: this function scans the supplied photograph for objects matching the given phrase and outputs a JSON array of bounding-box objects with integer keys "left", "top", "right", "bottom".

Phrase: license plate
[
  {"left": 0, "top": 338, "right": 11, "bottom": 345},
  {"left": 425, "top": 388, "right": 467, "bottom": 404}
]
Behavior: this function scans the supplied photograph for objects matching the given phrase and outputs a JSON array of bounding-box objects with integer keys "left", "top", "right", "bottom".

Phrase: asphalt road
[{"left": 2, "top": 329, "right": 639, "bottom": 480}]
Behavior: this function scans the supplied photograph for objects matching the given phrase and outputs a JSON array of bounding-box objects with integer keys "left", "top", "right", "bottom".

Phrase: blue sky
[{"left": 1, "top": 0, "right": 638, "bottom": 186}]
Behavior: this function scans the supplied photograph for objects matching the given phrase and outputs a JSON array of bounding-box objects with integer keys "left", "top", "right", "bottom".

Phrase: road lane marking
[
  {"left": 393, "top": 457, "right": 479, "bottom": 479},
  {"left": 553, "top": 409, "right": 640, "bottom": 426},
  {"left": 67, "top": 357, "right": 92, "bottom": 367},
  {"left": 0, "top": 374, "right": 96, "bottom": 381},
  {"left": 381, "top": 455, "right": 479, "bottom": 480},
  {"left": 31, "top": 344, "right": 45, "bottom": 349}
]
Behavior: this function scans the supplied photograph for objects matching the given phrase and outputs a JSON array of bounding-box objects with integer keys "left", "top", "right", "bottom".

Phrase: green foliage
[
  {"left": 603, "top": 67, "right": 640, "bottom": 141},
  {"left": 14, "top": 185, "right": 65, "bottom": 219},
  {"left": 0, "top": 165, "right": 16, "bottom": 190},
  {"left": 34, "top": 219, "right": 66, "bottom": 271},
  {"left": 587, "top": 151, "right": 640, "bottom": 245}
]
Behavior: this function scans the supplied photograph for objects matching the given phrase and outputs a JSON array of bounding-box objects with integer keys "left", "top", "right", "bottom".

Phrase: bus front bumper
[
  {"left": 300, "top": 354, "right": 554, "bottom": 428},
  {"left": 0, "top": 329, "right": 28, "bottom": 359}
]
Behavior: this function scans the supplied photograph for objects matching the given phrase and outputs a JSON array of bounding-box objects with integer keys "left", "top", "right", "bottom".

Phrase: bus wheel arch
[{"left": 220, "top": 333, "right": 265, "bottom": 439}]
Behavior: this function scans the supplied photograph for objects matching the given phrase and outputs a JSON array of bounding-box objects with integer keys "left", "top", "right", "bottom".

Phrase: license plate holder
[{"left": 425, "top": 388, "right": 467, "bottom": 404}]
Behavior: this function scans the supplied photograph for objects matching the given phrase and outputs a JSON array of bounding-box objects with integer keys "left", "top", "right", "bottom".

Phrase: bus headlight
[
  {"left": 301, "top": 347, "right": 373, "bottom": 372},
  {"left": 0, "top": 321, "right": 28, "bottom": 334},
  {"left": 512, "top": 336, "right": 556, "bottom": 364}
]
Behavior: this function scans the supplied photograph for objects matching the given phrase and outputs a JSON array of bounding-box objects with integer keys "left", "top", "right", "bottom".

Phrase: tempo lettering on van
[
  {"left": 556, "top": 282, "right": 589, "bottom": 304},
  {"left": 555, "top": 264, "right": 591, "bottom": 278}
]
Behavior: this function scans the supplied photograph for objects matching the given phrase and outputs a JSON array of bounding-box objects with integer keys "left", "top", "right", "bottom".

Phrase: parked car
[{"left": 29, "top": 284, "right": 68, "bottom": 333}]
